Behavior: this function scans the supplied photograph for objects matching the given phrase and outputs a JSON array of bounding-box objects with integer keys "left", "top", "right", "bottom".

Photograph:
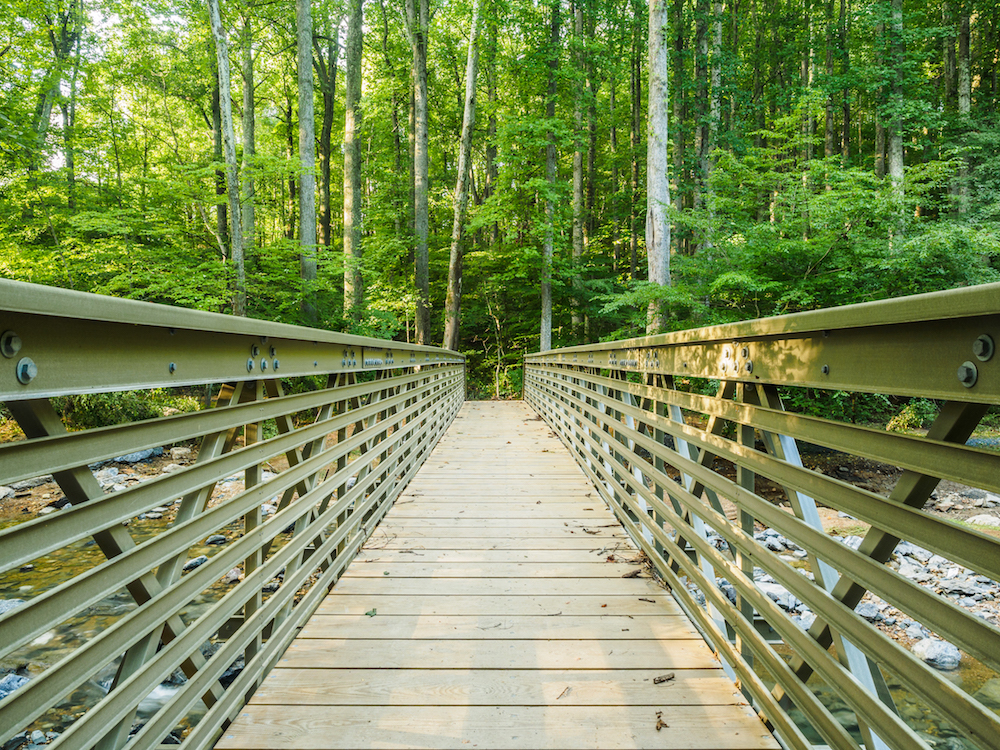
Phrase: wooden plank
[
  {"left": 328, "top": 578, "right": 665, "bottom": 597},
  {"left": 280, "top": 638, "right": 718, "bottom": 669},
  {"left": 352, "top": 550, "right": 641, "bottom": 564},
  {"left": 342, "top": 562, "right": 647, "bottom": 578},
  {"left": 315, "top": 594, "right": 682, "bottom": 617},
  {"left": 378, "top": 518, "right": 625, "bottom": 529},
  {"left": 214, "top": 705, "right": 777, "bottom": 750},
  {"left": 252, "top": 669, "right": 742, "bottom": 706},
  {"left": 387, "top": 506, "right": 608, "bottom": 518},
  {"left": 297, "top": 614, "right": 699, "bottom": 640},
  {"left": 372, "top": 527, "right": 627, "bottom": 538},
  {"left": 362, "top": 536, "right": 635, "bottom": 550}
]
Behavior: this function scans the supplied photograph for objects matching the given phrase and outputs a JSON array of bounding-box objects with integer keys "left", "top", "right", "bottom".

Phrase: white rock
[
  {"left": 968, "top": 514, "right": 1000, "bottom": 527},
  {"left": 161, "top": 463, "right": 184, "bottom": 474},
  {"left": 170, "top": 447, "right": 193, "bottom": 460},
  {"left": 912, "top": 639, "right": 962, "bottom": 670},
  {"left": 0, "top": 485, "right": 12, "bottom": 500}
]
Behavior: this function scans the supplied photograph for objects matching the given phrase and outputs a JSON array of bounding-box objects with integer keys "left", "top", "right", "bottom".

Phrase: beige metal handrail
[
  {"left": 525, "top": 283, "right": 1000, "bottom": 750},
  {"left": 0, "top": 280, "right": 465, "bottom": 750}
]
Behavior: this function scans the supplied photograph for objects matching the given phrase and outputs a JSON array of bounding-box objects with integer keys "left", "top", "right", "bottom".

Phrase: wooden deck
[{"left": 215, "top": 401, "right": 778, "bottom": 750}]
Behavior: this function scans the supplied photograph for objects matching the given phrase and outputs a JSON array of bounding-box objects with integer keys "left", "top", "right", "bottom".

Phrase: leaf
[{"left": 365, "top": 608, "right": 377, "bottom": 617}]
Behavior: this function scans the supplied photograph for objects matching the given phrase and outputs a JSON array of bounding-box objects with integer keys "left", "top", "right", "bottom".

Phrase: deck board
[{"left": 214, "top": 401, "right": 778, "bottom": 750}]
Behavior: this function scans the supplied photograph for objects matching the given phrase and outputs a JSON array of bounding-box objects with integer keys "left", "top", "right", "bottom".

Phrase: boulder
[
  {"left": 206, "top": 535, "right": 227, "bottom": 545},
  {"left": 0, "top": 674, "right": 29, "bottom": 700},
  {"left": 0, "top": 599, "right": 25, "bottom": 616},
  {"left": 113, "top": 448, "right": 164, "bottom": 463},
  {"left": 912, "top": 638, "right": 961, "bottom": 670},
  {"left": 182, "top": 555, "right": 208, "bottom": 572},
  {"left": 169, "top": 447, "right": 193, "bottom": 461},
  {"left": 968, "top": 514, "right": 1000, "bottom": 527},
  {"left": 854, "top": 602, "right": 881, "bottom": 621}
]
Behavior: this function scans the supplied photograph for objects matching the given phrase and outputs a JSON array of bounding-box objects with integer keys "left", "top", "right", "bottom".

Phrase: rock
[
  {"left": 855, "top": 602, "right": 882, "bottom": 621},
  {"left": 961, "top": 488, "right": 987, "bottom": 499},
  {"left": 0, "top": 674, "right": 29, "bottom": 700},
  {"left": 935, "top": 500, "right": 956, "bottom": 512},
  {"left": 0, "top": 485, "right": 13, "bottom": 500},
  {"left": 169, "top": 447, "right": 193, "bottom": 460},
  {"left": 906, "top": 623, "right": 926, "bottom": 639},
  {"left": 972, "top": 677, "right": 1000, "bottom": 711},
  {"left": 837, "top": 512, "right": 856, "bottom": 520},
  {"left": 10, "top": 476, "right": 52, "bottom": 491},
  {"left": 206, "top": 535, "right": 227, "bottom": 545},
  {"left": 224, "top": 568, "right": 242, "bottom": 584},
  {"left": 182, "top": 555, "right": 208, "bottom": 572},
  {"left": 796, "top": 612, "right": 817, "bottom": 629},
  {"left": 758, "top": 582, "right": 800, "bottom": 611},
  {"left": 898, "top": 560, "right": 927, "bottom": 580},
  {"left": 44, "top": 734, "right": 58, "bottom": 742},
  {"left": 37, "top": 507, "right": 57, "bottom": 515},
  {"left": 262, "top": 580, "right": 281, "bottom": 593},
  {"left": 114, "top": 447, "right": 164, "bottom": 463},
  {"left": 968, "top": 514, "right": 1000, "bottom": 527},
  {"left": 912, "top": 638, "right": 961, "bottom": 670},
  {"left": 260, "top": 503, "right": 277, "bottom": 516},
  {"left": 2, "top": 734, "right": 28, "bottom": 750},
  {"left": 29, "top": 732, "right": 43, "bottom": 745},
  {"left": 150, "top": 506, "right": 169, "bottom": 513},
  {"left": 145, "top": 513, "right": 163, "bottom": 520},
  {"left": 763, "top": 537, "right": 785, "bottom": 552},
  {"left": 897, "top": 542, "right": 932, "bottom": 563},
  {"left": 161, "top": 463, "right": 184, "bottom": 474},
  {"left": 927, "top": 555, "right": 949, "bottom": 571}
]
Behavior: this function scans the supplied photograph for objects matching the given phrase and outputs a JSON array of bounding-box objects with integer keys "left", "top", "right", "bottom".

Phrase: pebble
[
  {"left": 206, "top": 535, "right": 227, "bottom": 545},
  {"left": 161, "top": 463, "right": 184, "bottom": 474},
  {"left": 855, "top": 601, "right": 881, "bottom": 621},
  {"left": 260, "top": 504, "right": 277, "bottom": 516},
  {"left": 182, "top": 555, "right": 208, "bottom": 572},
  {"left": 29, "top": 733, "right": 43, "bottom": 746},
  {"left": 145, "top": 513, "right": 163, "bottom": 520},
  {"left": 169, "top": 447, "right": 193, "bottom": 460},
  {"left": 224, "top": 568, "right": 242, "bottom": 584}
]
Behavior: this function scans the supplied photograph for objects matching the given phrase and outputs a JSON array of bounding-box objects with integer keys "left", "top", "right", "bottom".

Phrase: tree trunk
[
  {"left": 284, "top": 98, "right": 297, "bottom": 241},
  {"left": 540, "top": 0, "right": 560, "bottom": 352},
  {"left": 64, "top": 18, "right": 81, "bottom": 213},
  {"left": 297, "top": 0, "right": 318, "bottom": 323},
  {"left": 443, "top": 0, "right": 481, "bottom": 352},
  {"left": 629, "top": 0, "right": 642, "bottom": 280},
  {"left": 241, "top": 14, "right": 255, "bottom": 309},
  {"left": 571, "top": 1, "right": 584, "bottom": 335},
  {"left": 705, "top": 0, "right": 722, "bottom": 249},
  {"left": 647, "top": 0, "right": 671, "bottom": 334},
  {"left": 839, "top": 0, "right": 850, "bottom": 162},
  {"left": 212, "top": 83, "right": 229, "bottom": 248},
  {"left": 671, "top": 0, "right": 685, "bottom": 253},
  {"left": 315, "top": 20, "right": 340, "bottom": 249},
  {"left": 485, "top": 16, "right": 498, "bottom": 246},
  {"left": 694, "top": 0, "right": 708, "bottom": 221},
  {"left": 344, "top": 0, "right": 364, "bottom": 319},
  {"left": 208, "top": 0, "right": 245, "bottom": 316},
  {"left": 408, "top": 0, "right": 431, "bottom": 343},
  {"left": 957, "top": 11, "right": 970, "bottom": 213},
  {"left": 943, "top": 0, "right": 956, "bottom": 110},
  {"left": 874, "top": 20, "right": 885, "bottom": 178},
  {"left": 824, "top": 0, "right": 835, "bottom": 159},
  {"left": 888, "top": 0, "right": 904, "bottom": 215},
  {"left": 610, "top": 76, "right": 620, "bottom": 267}
]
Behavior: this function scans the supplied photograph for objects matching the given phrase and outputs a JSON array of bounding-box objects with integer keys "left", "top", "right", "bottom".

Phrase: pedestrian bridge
[{"left": 1, "top": 280, "right": 999, "bottom": 750}]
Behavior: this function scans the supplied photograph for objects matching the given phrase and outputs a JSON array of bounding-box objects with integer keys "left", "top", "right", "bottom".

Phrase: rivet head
[
  {"left": 821, "top": 365, "right": 830, "bottom": 375},
  {"left": 247, "top": 358, "right": 255, "bottom": 372},
  {"left": 958, "top": 361, "right": 978, "bottom": 387},
  {"left": 168, "top": 362, "right": 176, "bottom": 374},
  {"left": 745, "top": 360, "right": 753, "bottom": 373},
  {"left": 16, "top": 357, "right": 37, "bottom": 384},
  {"left": 973, "top": 335, "right": 995, "bottom": 362},
  {"left": 741, "top": 347, "right": 749, "bottom": 359},
  {"left": 1, "top": 332, "right": 22, "bottom": 359},
  {"left": 269, "top": 346, "right": 277, "bottom": 358},
  {"left": 260, "top": 358, "right": 268, "bottom": 371},
  {"left": 273, "top": 359, "right": 280, "bottom": 371},
  {"left": 251, "top": 345, "right": 260, "bottom": 358}
]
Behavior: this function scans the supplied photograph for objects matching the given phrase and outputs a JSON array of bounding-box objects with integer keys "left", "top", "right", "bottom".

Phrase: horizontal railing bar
[
  {"left": 0, "top": 279, "right": 456, "bottom": 354},
  {"left": 0, "top": 369, "right": 428, "bottom": 485},
  {"left": 567, "top": 368, "right": 1000, "bottom": 496},
  {"left": 528, "top": 390, "right": 862, "bottom": 750},
  {"left": 44, "top": 389, "right": 459, "bottom": 750},
  {"left": 0, "top": 374, "right": 450, "bottom": 659},
  {"left": 527, "top": 367, "right": 1000, "bottom": 584},
  {"left": 0, "top": 369, "right": 461, "bottom": 570},
  {"left": 525, "top": 283, "right": 1000, "bottom": 352},
  {"left": 529, "top": 372, "right": 1000, "bottom": 750}
]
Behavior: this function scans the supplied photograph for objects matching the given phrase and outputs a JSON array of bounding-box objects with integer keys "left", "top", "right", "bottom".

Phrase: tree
[
  {"left": 407, "top": 0, "right": 431, "bottom": 343},
  {"left": 208, "top": 0, "right": 246, "bottom": 315},
  {"left": 344, "top": 0, "right": 364, "bottom": 319},
  {"left": 443, "top": 0, "right": 481, "bottom": 352},
  {"left": 540, "top": 0, "right": 560, "bottom": 352},
  {"left": 297, "top": 0, "right": 318, "bottom": 322},
  {"left": 646, "top": 0, "right": 670, "bottom": 333}
]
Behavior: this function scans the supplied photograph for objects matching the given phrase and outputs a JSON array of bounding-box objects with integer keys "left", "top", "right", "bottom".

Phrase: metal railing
[
  {"left": 0, "top": 280, "right": 464, "bottom": 750},
  {"left": 525, "top": 284, "right": 1000, "bottom": 750}
]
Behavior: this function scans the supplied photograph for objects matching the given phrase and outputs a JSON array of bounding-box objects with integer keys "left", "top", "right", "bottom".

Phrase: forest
[{"left": 2, "top": 0, "right": 1000, "bottom": 398}]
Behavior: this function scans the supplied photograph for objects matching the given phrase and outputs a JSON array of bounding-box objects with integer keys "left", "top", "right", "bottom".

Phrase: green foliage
[
  {"left": 887, "top": 399, "right": 940, "bottom": 432},
  {"left": 55, "top": 389, "right": 201, "bottom": 430}
]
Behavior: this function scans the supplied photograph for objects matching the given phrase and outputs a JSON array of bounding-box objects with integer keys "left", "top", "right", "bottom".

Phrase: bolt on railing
[
  {"left": 0, "top": 280, "right": 465, "bottom": 750},
  {"left": 526, "top": 283, "right": 1000, "bottom": 750}
]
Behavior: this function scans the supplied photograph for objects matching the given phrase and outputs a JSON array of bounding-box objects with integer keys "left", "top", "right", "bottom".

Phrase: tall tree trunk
[
  {"left": 839, "top": 0, "right": 850, "bottom": 162},
  {"left": 208, "top": 0, "right": 245, "bottom": 315},
  {"left": 824, "top": 0, "right": 835, "bottom": 159},
  {"left": 693, "top": 0, "right": 708, "bottom": 221},
  {"left": 485, "top": 14, "right": 498, "bottom": 246},
  {"left": 315, "top": 20, "right": 340, "bottom": 249},
  {"left": 241, "top": 14, "right": 255, "bottom": 308},
  {"left": 443, "top": 0, "right": 481, "bottom": 352},
  {"left": 957, "top": 11, "right": 970, "bottom": 213},
  {"left": 943, "top": 0, "right": 956, "bottom": 110},
  {"left": 408, "top": 0, "right": 431, "bottom": 343},
  {"left": 671, "top": 0, "right": 685, "bottom": 254},
  {"left": 887, "top": 0, "right": 904, "bottom": 217},
  {"left": 297, "top": 0, "right": 318, "bottom": 323},
  {"left": 705, "top": 0, "right": 722, "bottom": 249},
  {"left": 212, "top": 83, "right": 229, "bottom": 248},
  {"left": 611, "top": 76, "right": 620, "bottom": 268},
  {"left": 647, "top": 0, "right": 671, "bottom": 334},
  {"left": 284, "top": 97, "right": 297, "bottom": 241},
  {"left": 344, "top": 0, "right": 363, "bottom": 319},
  {"left": 571, "top": 1, "right": 584, "bottom": 335},
  {"left": 540, "top": 0, "right": 560, "bottom": 352},
  {"left": 63, "top": 16, "right": 81, "bottom": 213},
  {"left": 874, "top": 20, "right": 885, "bottom": 178},
  {"left": 630, "top": 0, "right": 642, "bottom": 279}
]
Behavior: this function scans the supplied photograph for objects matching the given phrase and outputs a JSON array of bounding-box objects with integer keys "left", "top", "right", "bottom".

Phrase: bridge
[{"left": 1, "top": 279, "right": 999, "bottom": 750}]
